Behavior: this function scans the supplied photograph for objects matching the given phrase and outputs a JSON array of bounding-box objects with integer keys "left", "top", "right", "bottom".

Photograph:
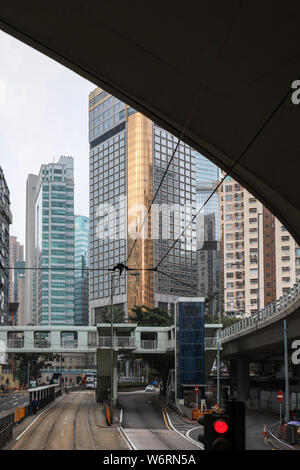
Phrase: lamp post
[
  {"left": 110, "top": 270, "right": 140, "bottom": 423},
  {"left": 110, "top": 272, "right": 114, "bottom": 422}
]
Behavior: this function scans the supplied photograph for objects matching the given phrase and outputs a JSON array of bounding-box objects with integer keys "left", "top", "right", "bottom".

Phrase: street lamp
[{"left": 110, "top": 270, "right": 139, "bottom": 423}]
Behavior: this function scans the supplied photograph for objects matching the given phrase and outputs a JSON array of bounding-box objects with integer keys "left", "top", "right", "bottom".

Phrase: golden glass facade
[{"left": 127, "top": 113, "right": 154, "bottom": 313}]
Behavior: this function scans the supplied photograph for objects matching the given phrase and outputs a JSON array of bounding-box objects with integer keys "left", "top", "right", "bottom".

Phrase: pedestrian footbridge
[{"left": 0, "top": 323, "right": 220, "bottom": 355}]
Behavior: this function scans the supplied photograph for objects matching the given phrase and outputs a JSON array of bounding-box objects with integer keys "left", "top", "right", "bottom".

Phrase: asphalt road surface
[
  {"left": 0, "top": 391, "right": 29, "bottom": 413},
  {"left": 9, "top": 391, "right": 128, "bottom": 450},
  {"left": 187, "top": 407, "right": 277, "bottom": 450},
  {"left": 118, "top": 390, "right": 201, "bottom": 450}
]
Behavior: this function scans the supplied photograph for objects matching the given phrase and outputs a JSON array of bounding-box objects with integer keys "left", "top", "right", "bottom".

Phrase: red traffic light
[{"left": 214, "top": 420, "right": 229, "bottom": 434}]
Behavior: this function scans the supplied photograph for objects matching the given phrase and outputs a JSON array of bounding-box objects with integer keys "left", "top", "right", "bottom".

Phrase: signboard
[
  {"left": 277, "top": 390, "right": 283, "bottom": 402},
  {"left": 29, "top": 380, "right": 37, "bottom": 389}
]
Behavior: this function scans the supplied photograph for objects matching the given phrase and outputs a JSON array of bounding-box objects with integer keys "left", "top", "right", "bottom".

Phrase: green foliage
[
  {"left": 14, "top": 353, "right": 58, "bottom": 386},
  {"left": 221, "top": 315, "right": 240, "bottom": 329},
  {"left": 130, "top": 305, "right": 173, "bottom": 327},
  {"left": 100, "top": 306, "right": 125, "bottom": 323}
]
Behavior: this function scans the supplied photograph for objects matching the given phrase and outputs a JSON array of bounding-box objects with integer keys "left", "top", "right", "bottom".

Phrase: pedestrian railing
[
  {"left": 61, "top": 339, "right": 78, "bottom": 349},
  {"left": 205, "top": 337, "right": 219, "bottom": 349},
  {"left": 140, "top": 340, "right": 158, "bottom": 350},
  {"left": 7, "top": 338, "right": 24, "bottom": 348},
  {"left": 34, "top": 339, "right": 51, "bottom": 348},
  {"left": 98, "top": 336, "right": 136, "bottom": 348},
  {"left": 0, "top": 412, "right": 14, "bottom": 449},
  {"left": 220, "top": 279, "right": 300, "bottom": 342}
]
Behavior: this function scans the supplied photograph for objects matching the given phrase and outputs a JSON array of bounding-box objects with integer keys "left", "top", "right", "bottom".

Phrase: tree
[
  {"left": 130, "top": 305, "right": 173, "bottom": 326},
  {"left": 14, "top": 353, "right": 58, "bottom": 386},
  {"left": 221, "top": 315, "right": 240, "bottom": 329},
  {"left": 100, "top": 306, "right": 125, "bottom": 323}
]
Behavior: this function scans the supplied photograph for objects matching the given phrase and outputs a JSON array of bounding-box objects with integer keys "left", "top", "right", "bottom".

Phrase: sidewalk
[{"left": 94, "top": 401, "right": 122, "bottom": 428}]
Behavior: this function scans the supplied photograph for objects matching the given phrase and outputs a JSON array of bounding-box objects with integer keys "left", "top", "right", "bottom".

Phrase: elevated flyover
[
  {"left": 220, "top": 279, "right": 300, "bottom": 401},
  {"left": 220, "top": 279, "right": 300, "bottom": 361}
]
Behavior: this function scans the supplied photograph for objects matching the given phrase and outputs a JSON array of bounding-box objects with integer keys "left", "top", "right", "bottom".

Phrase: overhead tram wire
[
  {"left": 125, "top": 0, "right": 242, "bottom": 269},
  {"left": 155, "top": 86, "right": 293, "bottom": 271}
]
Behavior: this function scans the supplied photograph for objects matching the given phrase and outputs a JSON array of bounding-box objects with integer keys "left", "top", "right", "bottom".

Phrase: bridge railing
[
  {"left": 205, "top": 337, "right": 218, "bottom": 349},
  {"left": 140, "top": 340, "right": 157, "bottom": 349},
  {"left": 61, "top": 339, "right": 78, "bottom": 349},
  {"left": 98, "top": 336, "right": 136, "bottom": 348},
  {"left": 220, "top": 279, "right": 300, "bottom": 341},
  {"left": 34, "top": 339, "right": 51, "bottom": 348},
  {"left": 7, "top": 338, "right": 24, "bottom": 348}
]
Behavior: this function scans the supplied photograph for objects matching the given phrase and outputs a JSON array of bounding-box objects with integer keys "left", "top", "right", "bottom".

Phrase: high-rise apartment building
[
  {"left": 195, "top": 153, "right": 221, "bottom": 319},
  {"left": 88, "top": 88, "right": 198, "bottom": 323},
  {"left": 220, "top": 175, "right": 300, "bottom": 317},
  {"left": 74, "top": 215, "right": 89, "bottom": 325},
  {"left": 0, "top": 167, "right": 12, "bottom": 325},
  {"left": 25, "top": 157, "right": 75, "bottom": 325},
  {"left": 9, "top": 236, "right": 24, "bottom": 303}
]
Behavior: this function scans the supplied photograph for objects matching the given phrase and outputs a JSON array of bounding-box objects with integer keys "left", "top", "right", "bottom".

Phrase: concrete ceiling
[{"left": 1, "top": 1, "right": 300, "bottom": 242}]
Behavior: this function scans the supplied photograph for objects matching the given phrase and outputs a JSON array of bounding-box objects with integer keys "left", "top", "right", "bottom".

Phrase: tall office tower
[
  {"left": 0, "top": 167, "right": 12, "bottom": 325},
  {"left": 13, "top": 260, "right": 25, "bottom": 302},
  {"left": 195, "top": 153, "right": 221, "bottom": 320},
  {"left": 220, "top": 174, "right": 300, "bottom": 317},
  {"left": 17, "top": 274, "right": 25, "bottom": 325},
  {"left": 88, "top": 88, "right": 198, "bottom": 324},
  {"left": 25, "top": 156, "right": 75, "bottom": 325},
  {"left": 9, "top": 236, "right": 24, "bottom": 303},
  {"left": 74, "top": 215, "right": 89, "bottom": 325}
]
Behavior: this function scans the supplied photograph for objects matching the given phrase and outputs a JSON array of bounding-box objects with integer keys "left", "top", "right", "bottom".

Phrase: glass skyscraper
[
  {"left": 25, "top": 156, "right": 75, "bottom": 325},
  {"left": 195, "top": 152, "right": 221, "bottom": 319},
  {"left": 88, "top": 88, "right": 198, "bottom": 323},
  {"left": 74, "top": 215, "right": 89, "bottom": 325}
]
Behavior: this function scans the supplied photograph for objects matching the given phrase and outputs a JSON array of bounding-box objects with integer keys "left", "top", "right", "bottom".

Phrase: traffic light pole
[
  {"left": 110, "top": 273, "right": 114, "bottom": 423},
  {"left": 217, "top": 330, "right": 220, "bottom": 408}
]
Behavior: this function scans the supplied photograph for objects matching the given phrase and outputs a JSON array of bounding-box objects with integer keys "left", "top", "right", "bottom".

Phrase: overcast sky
[{"left": 0, "top": 30, "right": 95, "bottom": 248}]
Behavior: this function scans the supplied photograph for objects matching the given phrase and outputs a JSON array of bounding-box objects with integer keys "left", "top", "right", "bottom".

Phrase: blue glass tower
[
  {"left": 195, "top": 152, "right": 221, "bottom": 319},
  {"left": 74, "top": 215, "right": 89, "bottom": 325},
  {"left": 175, "top": 299, "right": 205, "bottom": 401}
]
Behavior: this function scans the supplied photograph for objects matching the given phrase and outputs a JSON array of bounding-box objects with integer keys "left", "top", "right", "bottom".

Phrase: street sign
[
  {"left": 277, "top": 390, "right": 284, "bottom": 402},
  {"left": 195, "top": 385, "right": 199, "bottom": 394}
]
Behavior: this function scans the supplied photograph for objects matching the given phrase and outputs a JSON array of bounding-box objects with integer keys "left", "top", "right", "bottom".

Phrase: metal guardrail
[
  {"left": 61, "top": 340, "right": 78, "bottom": 349},
  {"left": 0, "top": 413, "right": 14, "bottom": 449},
  {"left": 220, "top": 279, "right": 300, "bottom": 341},
  {"left": 264, "top": 421, "right": 297, "bottom": 450},
  {"left": 7, "top": 339, "right": 24, "bottom": 348},
  {"left": 98, "top": 337, "right": 136, "bottom": 348},
  {"left": 204, "top": 337, "right": 218, "bottom": 349},
  {"left": 140, "top": 340, "right": 157, "bottom": 349}
]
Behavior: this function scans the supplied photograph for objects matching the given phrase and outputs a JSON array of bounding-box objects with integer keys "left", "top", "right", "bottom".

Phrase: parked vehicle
[{"left": 145, "top": 384, "right": 156, "bottom": 392}]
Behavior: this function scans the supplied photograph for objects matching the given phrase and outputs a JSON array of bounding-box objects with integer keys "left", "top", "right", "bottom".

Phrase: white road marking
[
  {"left": 15, "top": 400, "right": 60, "bottom": 441},
  {"left": 164, "top": 409, "right": 204, "bottom": 450},
  {"left": 186, "top": 426, "right": 202, "bottom": 442},
  {"left": 118, "top": 426, "right": 136, "bottom": 450}
]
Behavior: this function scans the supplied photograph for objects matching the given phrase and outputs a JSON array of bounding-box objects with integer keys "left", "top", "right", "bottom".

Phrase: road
[
  {"left": 0, "top": 391, "right": 29, "bottom": 413},
  {"left": 9, "top": 391, "right": 128, "bottom": 450},
  {"left": 118, "top": 390, "right": 202, "bottom": 450},
  {"left": 187, "top": 407, "right": 276, "bottom": 450},
  {"left": 245, "top": 408, "right": 277, "bottom": 450}
]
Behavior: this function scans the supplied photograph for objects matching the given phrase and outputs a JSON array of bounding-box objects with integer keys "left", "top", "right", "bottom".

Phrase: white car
[{"left": 145, "top": 384, "right": 156, "bottom": 392}]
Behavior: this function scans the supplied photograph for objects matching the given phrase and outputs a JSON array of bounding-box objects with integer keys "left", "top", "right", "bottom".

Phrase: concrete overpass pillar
[
  {"left": 237, "top": 357, "right": 249, "bottom": 403},
  {"left": 96, "top": 349, "right": 118, "bottom": 404}
]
